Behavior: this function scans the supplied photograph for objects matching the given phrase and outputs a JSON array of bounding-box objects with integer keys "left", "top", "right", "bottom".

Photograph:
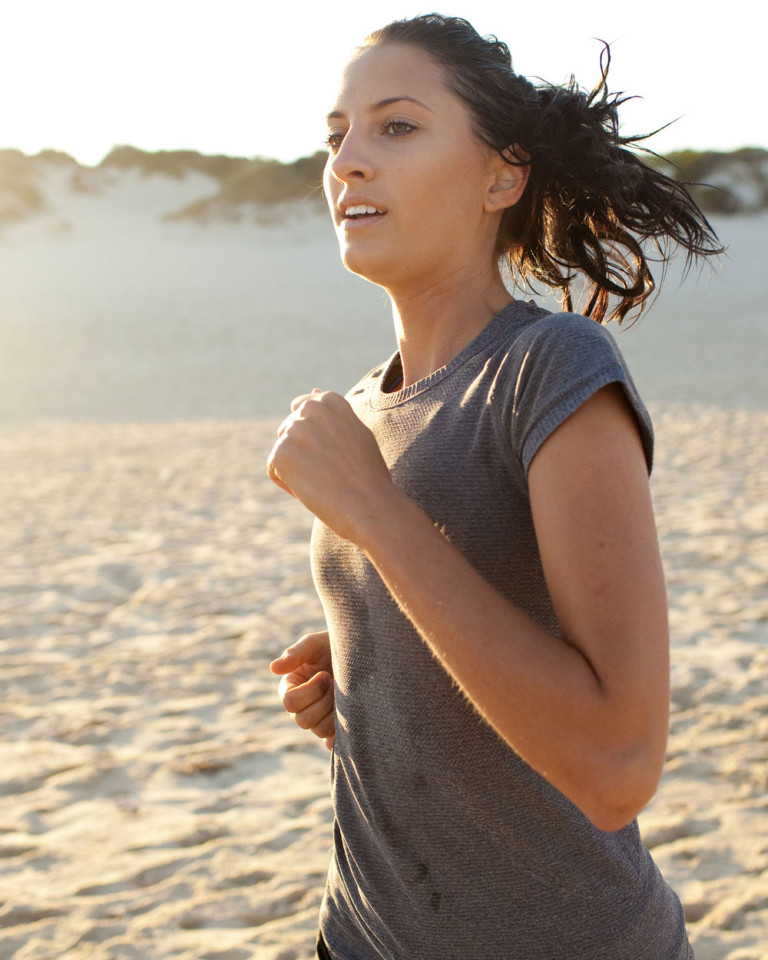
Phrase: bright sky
[{"left": 0, "top": 0, "right": 758, "bottom": 167}]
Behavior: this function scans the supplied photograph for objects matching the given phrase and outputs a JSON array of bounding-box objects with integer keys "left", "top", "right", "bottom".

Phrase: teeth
[{"left": 344, "top": 204, "right": 383, "bottom": 217}]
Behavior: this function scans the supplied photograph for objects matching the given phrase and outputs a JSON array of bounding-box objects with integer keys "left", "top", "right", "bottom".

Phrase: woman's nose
[{"left": 327, "top": 131, "right": 373, "bottom": 183}]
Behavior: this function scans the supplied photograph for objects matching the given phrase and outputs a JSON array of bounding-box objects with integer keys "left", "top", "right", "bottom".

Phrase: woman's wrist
[{"left": 344, "top": 483, "right": 425, "bottom": 556}]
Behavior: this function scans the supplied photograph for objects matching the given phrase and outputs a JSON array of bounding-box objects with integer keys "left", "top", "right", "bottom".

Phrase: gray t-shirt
[{"left": 311, "top": 300, "right": 687, "bottom": 960}]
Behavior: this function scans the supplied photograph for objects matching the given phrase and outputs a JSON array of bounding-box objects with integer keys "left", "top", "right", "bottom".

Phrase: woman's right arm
[
  {"left": 270, "top": 631, "right": 335, "bottom": 749},
  {"left": 267, "top": 386, "right": 668, "bottom": 830}
]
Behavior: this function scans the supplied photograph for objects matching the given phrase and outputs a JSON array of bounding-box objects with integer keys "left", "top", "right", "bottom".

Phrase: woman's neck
[{"left": 387, "top": 266, "right": 513, "bottom": 387}]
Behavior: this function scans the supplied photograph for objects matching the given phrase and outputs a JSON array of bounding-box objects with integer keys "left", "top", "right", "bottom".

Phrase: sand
[
  {"left": 0, "top": 167, "right": 767, "bottom": 958},
  {"left": 0, "top": 419, "right": 331, "bottom": 960},
  {"left": 0, "top": 406, "right": 765, "bottom": 960}
]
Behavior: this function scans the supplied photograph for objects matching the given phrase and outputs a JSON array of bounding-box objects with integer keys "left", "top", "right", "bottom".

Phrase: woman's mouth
[{"left": 341, "top": 204, "right": 386, "bottom": 227}]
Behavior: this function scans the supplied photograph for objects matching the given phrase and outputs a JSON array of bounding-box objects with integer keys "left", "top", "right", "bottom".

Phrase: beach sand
[
  {"left": 0, "top": 419, "right": 331, "bottom": 960},
  {"left": 0, "top": 404, "right": 766, "bottom": 960},
  {"left": 0, "top": 173, "right": 767, "bottom": 957}
]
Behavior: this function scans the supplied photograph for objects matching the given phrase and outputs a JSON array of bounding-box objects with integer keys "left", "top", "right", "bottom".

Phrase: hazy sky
[{"left": 1, "top": 0, "right": 757, "bottom": 166}]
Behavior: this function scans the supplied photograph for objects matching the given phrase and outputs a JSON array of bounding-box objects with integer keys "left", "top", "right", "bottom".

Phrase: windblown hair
[{"left": 363, "top": 14, "right": 723, "bottom": 324}]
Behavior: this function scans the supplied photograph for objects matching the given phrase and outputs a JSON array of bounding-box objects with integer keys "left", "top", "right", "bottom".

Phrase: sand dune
[{"left": 1, "top": 165, "right": 766, "bottom": 421}]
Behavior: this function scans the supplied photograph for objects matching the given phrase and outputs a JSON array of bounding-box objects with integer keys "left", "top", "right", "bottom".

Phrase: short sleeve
[{"left": 504, "top": 313, "right": 653, "bottom": 476}]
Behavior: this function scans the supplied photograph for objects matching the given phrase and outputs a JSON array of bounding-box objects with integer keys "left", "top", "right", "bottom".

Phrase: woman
[{"left": 268, "top": 14, "right": 720, "bottom": 959}]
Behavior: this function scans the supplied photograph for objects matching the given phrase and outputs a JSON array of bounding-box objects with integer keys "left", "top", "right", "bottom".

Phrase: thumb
[
  {"left": 270, "top": 646, "right": 302, "bottom": 675},
  {"left": 266, "top": 450, "right": 295, "bottom": 498},
  {"left": 270, "top": 631, "right": 329, "bottom": 674}
]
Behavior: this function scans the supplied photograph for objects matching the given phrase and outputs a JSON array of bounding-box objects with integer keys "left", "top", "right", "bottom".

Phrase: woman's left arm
[{"left": 267, "top": 384, "right": 669, "bottom": 831}]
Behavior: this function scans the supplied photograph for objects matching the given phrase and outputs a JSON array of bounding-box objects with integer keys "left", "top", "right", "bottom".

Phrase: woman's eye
[
  {"left": 383, "top": 119, "right": 415, "bottom": 137},
  {"left": 325, "top": 120, "right": 414, "bottom": 152},
  {"left": 325, "top": 132, "right": 345, "bottom": 153}
]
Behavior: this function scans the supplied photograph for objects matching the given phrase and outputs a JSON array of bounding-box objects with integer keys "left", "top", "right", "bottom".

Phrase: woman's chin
[{"left": 339, "top": 248, "right": 392, "bottom": 287}]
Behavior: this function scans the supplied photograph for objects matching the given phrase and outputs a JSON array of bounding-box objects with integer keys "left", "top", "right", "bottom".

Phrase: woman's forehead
[{"left": 328, "top": 43, "right": 450, "bottom": 116}]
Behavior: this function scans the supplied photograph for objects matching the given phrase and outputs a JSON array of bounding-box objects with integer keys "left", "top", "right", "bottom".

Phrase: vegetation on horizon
[
  {"left": 100, "top": 146, "right": 327, "bottom": 221},
  {"left": 2, "top": 145, "right": 767, "bottom": 226},
  {"left": 646, "top": 147, "right": 768, "bottom": 215}
]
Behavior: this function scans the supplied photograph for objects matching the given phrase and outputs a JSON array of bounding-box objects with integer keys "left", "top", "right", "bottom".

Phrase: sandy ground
[
  {"left": 0, "top": 419, "right": 330, "bottom": 960},
  {"left": 0, "top": 403, "right": 766, "bottom": 960}
]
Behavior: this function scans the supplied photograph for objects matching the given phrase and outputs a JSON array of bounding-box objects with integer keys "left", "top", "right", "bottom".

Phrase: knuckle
[
  {"left": 313, "top": 715, "right": 335, "bottom": 738},
  {"left": 281, "top": 689, "right": 299, "bottom": 712}
]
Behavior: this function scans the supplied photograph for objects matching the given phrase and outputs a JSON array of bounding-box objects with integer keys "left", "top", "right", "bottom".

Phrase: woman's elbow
[{"left": 575, "top": 741, "right": 666, "bottom": 833}]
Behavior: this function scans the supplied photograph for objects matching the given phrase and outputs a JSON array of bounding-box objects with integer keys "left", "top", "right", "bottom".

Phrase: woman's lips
[
  {"left": 341, "top": 211, "right": 386, "bottom": 229},
  {"left": 338, "top": 202, "right": 387, "bottom": 228}
]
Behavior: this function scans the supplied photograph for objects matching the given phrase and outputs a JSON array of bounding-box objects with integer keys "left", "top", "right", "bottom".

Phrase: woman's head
[
  {"left": 329, "top": 14, "right": 722, "bottom": 324},
  {"left": 323, "top": 38, "right": 528, "bottom": 294}
]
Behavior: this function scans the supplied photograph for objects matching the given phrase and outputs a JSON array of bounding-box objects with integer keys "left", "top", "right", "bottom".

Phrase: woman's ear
[{"left": 485, "top": 145, "right": 530, "bottom": 212}]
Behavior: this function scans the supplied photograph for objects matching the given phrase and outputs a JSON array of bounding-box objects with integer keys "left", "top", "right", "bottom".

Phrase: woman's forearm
[
  {"left": 344, "top": 388, "right": 669, "bottom": 831},
  {"left": 352, "top": 487, "right": 658, "bottom": 830}
]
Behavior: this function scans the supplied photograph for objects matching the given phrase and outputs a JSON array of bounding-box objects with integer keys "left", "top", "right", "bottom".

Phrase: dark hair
[{"left": 363, "top": 14, "right": 723, "bottom": 324}]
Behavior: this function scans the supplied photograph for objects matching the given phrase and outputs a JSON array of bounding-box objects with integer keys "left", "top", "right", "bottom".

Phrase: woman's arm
[{"left": 267, "top": 384, "right": 669, "bottom": 831}]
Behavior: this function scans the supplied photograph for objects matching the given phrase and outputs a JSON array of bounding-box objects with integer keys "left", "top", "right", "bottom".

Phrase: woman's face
[{"left": 323, "top": 43, "right": 517, "bottom": 292}]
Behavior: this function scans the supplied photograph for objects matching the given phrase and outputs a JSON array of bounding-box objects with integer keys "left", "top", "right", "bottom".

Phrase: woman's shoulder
[
  {"left": 500, "top": 302, "right": 620, "bottom": 356},
  {"left": 490, "top": 302, "right": 629, "bottom": 401},
  {"left": 491, "top": 303, "right": 652, "bottom": 473}
]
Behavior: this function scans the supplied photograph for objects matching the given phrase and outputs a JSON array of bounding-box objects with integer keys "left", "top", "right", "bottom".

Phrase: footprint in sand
[
  {"left": 0, "top": 842, "right": 37, "bottom": 858},
  {"left": 215, "top": 868, "right": 274, "bottom": 888},
  {"left": 75, "top": 921, "right": 128, "bottom": 944},
  {"left": 0, "top": 904, "right": 66, "bottom": 926},
  {"left": 75, "top": 855, "right": 198, "bottom": 896},
  {"left": 126, "top": 824, "right": 230, "bottom": 853},
  {"left": 178, "top": 886, "right": 307, "bottom": 931},
  {"left": 642, "top": 816, "right": 720, "bottom": 849},
  {"left": 261, "top": 827, "right": 307, "bottom": 853},
  {"left": 199, "top": 950, "right": 254, "bottom": 960}
]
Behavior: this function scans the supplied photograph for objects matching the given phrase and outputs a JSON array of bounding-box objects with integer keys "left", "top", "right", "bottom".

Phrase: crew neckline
[{"left": 363, "top": 299, "right": 538, "bottom": 410}]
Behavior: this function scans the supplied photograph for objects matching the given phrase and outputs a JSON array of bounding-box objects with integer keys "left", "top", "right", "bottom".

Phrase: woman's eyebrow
[{"left": 326, "top": 96, "right": 433, "bottom": 122}]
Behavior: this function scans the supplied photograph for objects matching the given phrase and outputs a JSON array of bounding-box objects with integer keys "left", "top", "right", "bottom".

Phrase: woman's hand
[
  {"left": 270, "top": 631, "right": 335, "bottom": 749},
  {"left": 266, "top": 390, "right": 396, "bottom": 543}
]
